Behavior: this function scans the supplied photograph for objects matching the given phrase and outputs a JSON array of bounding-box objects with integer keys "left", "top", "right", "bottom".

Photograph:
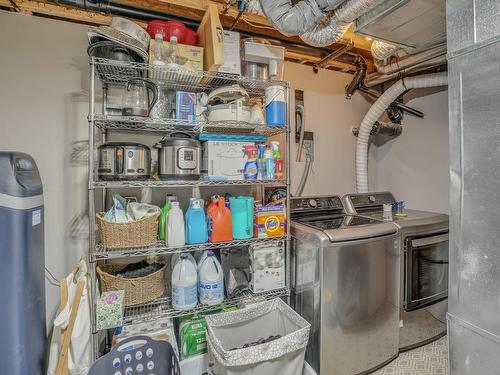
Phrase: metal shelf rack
[
  {"left": 93, "top": 236, "right": 287, "bottom": 261},
  {"left": 87, "top": 57, "right": 291, "bottom": 358}
]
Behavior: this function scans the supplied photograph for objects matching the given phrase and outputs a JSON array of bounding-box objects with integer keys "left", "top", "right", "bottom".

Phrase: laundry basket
[{"left": 205, "top": 298, "right": 310, "bottom": 375}]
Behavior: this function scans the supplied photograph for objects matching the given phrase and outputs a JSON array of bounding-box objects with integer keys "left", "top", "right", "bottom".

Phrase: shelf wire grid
[
  {"left": 92, "top": 58, "right": 289, "bottom": 97},
  {"left": 93, "top": 115, "right": 286, "bottom": 136},
  {"left": 93, "top": 236, "right": 288, "bottom": 260},
  {"left": 92, "top": 178, "right": 287, "bottom": 188},
  {"left": 112, "top": 288, "right": 290, "bottom": 330}
]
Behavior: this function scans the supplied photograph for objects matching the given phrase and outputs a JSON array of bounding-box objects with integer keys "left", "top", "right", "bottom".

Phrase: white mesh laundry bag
[{"left": 206, "top": 298, "right": 310, "bottom": 375}]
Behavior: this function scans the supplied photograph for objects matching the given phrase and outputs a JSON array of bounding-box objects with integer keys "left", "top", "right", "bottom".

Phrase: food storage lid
[{"left": 207, "top": 84, "right": 250, "bottom": 105}]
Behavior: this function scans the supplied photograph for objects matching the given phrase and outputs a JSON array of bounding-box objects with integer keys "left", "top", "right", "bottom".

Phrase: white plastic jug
[
  {"left": 196, "top": 250, "right": 209, "bottom": 270},
  {"left": 198, "top": 251, "right": 224, "bottom": 306},
  {"left": 172, "top": 254, "right": 198, "bottom": 311},
  {"left": 167, "top": 201, "right": 186, "bottom": 247},
  {"left": 171, "top": 252, "right": 196, "bottom": 271}
]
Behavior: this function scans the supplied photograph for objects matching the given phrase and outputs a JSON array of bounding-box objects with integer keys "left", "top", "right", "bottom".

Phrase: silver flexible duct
[
  {"left": 355, "top": 72, "right": 447, "bottom": 193},
  {"left": 371, "top": 40, "right": 400, "bottom": 61},
  {"left": 300, "top": 0, "right": 383, "bottom": 47},
  {"left": 258, "top": 0, "right": 333, "bottom": 36}
]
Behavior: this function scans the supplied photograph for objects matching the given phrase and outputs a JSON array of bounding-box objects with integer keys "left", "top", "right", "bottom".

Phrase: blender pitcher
[
  {"left": 229, "top": 196, "right": 254, "bottom": 239},
  {"left": 122, "top": 78, "right": 158, "bottom": 117}
]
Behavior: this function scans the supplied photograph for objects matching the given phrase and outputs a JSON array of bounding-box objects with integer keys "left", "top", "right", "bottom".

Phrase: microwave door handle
[{"left": 411, "top": 233, "right": 449, "bottom": 248}]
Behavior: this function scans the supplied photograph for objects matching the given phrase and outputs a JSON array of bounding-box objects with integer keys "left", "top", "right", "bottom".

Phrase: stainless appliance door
[
  {"left": 405, "top": 233, "right": 449, "bottom": 311},
  {"left": 321, "top": 235, "right": 400, "bottom": 375}
]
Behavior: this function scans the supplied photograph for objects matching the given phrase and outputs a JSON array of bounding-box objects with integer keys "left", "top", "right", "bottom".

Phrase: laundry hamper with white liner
[{"left": 205, "top": 298, "right": 310, "bottom": 375}]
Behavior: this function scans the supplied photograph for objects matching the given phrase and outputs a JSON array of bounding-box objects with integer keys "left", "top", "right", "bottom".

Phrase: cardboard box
[
  {"left": 202, "top": 141, "right": 254, "bottom": 180},
  {"left": 149, "top": 39, "right": 204, "bottom": 72},
  {"left": 254, "top": 204, "right": 286, "bottom": 238},
  {"left": 176, "top": 91, "right": 197, "bottom": 121},
  {"left": 197, "top": 3, "right": 224, "bottom": 72},
  {"left": 249, "top": 241, "right": 285, "bottom": 293},
  {"left": 219, "top": 30, "right": 241, "bottom": 75}
]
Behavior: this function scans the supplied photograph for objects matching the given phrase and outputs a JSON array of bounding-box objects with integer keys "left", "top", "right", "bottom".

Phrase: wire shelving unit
[{"left": 87, "top": 57, "right": 291, "bottom": 359}]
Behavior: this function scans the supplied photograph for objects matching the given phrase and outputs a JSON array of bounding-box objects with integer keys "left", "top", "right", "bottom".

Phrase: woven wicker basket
[
  {"left": 97, "top": 263, "right": 167, "bottom": 306},
  {"left": 96, "top": 212, "right": 159, "bottom": 249}
]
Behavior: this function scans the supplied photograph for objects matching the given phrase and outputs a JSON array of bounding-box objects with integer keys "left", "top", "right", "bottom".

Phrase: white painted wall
[
  {"left": 374, "top": 88, "right": 449, "bottom": 213},
  {"left": 284, "top": 62, "right": 377, "bottom": 196},
  {"left": 0, "top": 12, "right": 89, "bottom": 325}
]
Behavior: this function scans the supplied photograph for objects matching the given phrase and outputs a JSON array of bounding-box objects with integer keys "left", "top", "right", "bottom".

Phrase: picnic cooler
[{"left": 205, "top": 298, "right": 310, "bottom": 375}]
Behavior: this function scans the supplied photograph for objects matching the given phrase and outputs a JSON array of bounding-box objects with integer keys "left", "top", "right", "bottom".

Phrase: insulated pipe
[
  {"left": 355, "top": 72, "right": 447, "bottom": 192},
  {"left": 364, "top": 55, "right": 448, "bottom": 87},
  {"left": 370, "top": 40, "right": 400, "bottom": 61},
  {"left": 258, "top": 0, "right": 328, "bottom": 36},
  {"left": 374, "top": 45, "right": 447, "bottom": 75}
]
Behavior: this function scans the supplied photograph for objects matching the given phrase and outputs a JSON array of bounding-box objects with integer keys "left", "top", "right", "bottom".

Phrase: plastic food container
[
  {"left": 184, "top": 28, "right": 198, "bottom": 46},
  {"left": 146, "top": 20, "right": 197, "bottom": 45}
]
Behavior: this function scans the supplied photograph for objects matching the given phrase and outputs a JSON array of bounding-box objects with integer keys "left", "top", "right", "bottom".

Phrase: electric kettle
[
  {"left": 122, "top": 78, "right": 158, "bottom": 117},
  {"left": 229, "top": 196, "right": 254, "bottom": 240}
]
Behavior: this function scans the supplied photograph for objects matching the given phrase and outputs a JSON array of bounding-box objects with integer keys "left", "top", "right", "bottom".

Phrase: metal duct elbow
[
  {"left": 258, "top": 0, "right": 326, "bottom": 36},
  {"left": 355, "top": 72, "right": 447, "bottom": 193},
  {"left": 300, "top": 0, "right": 383, "bottom": 47},
  {"left": 371, "top": 40, "right": 400, "bottom": 61},
  {"left": 374, "top": 45, "right": 447, "bottom": 75},
  {"left": 345, "top": 56, "right": 367, "bottom": 99}
]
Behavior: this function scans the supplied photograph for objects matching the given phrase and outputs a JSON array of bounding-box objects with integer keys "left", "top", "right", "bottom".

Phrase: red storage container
[
  {"left": 146, "top": 20, "right": 169, "bottom": 40},
  {"left": 165, "top": 21, "right": 188, "bottom": 43},
  {"left": 184, "top": 28, "right": 198, "bottom": 46}
]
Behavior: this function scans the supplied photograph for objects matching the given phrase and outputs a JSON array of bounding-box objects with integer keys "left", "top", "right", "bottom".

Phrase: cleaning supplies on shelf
[
  {"left": 159, "top": 195, "right": 176, "bottom": 240},
  {"left": 172, "top": 254, "right": 198, "bottom": 311},
  {"left": 167, "top": 201, "right": 186, "bottom": 247},
  {"left": 198, "top": 251, "right": 224, "bottom": 306},
  {"left": 257, "top": 143, "right": 266, "bottom": 180},
  {"left": 242, "top": 145, "right": 258, "bottom": 180},
  {"left": 271, "top": 141, "right": 284, "bottom": 180},
  {"left": 207, "top": 196, "right": 233, "bottom": 243},
  {"left": 254, "top": 204, "right": 286, "bottom": 238},
  {"left": 229, "top": 196, "right": 254, "bottom": 240},
  {"left": 264, "top": 146, "right": 275, "bottom": 180},
  {"left": 186, "top": 198, "right": 208, "bottom": 244},
  {"left": 171, "top": 252, "right": 197, "bottom": 271}
]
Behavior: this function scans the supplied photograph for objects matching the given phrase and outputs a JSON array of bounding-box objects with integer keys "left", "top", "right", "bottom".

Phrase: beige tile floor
[{"left": 372, "top": 336, "right": 448, "bottom": 375}]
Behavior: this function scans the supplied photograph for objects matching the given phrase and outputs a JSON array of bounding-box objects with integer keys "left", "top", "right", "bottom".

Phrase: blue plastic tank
[{"left": 0, "top": 152, "right": 45, "bottom": 374}]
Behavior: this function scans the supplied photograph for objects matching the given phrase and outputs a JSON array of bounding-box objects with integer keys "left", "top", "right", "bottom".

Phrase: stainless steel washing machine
[
  {"left": 343, "top": 192, "right": 449, "bottom": 351},
  {"left": 290, "top": 195, "right": 400, "bottom": 375}
]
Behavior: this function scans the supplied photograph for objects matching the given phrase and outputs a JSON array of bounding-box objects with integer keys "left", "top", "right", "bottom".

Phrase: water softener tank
[{"left": 0, "top": 152, "right": 45, "bottom": 374}]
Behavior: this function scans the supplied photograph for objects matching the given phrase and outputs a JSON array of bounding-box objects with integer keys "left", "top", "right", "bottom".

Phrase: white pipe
[
  {"left": 355, "top": 72, "right": 447, "bottom": 193},
  {"left": 371, "top": 40, "right": 400, "bottom": 61},
  {"left": 295, "top": 160, "right": 312, "bottom": 197}
]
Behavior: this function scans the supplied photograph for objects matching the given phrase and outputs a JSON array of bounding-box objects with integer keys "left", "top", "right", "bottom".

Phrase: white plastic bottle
[
  {"left": 167, "top": 201, "right": 186, "bottom": 247},
  {"left": 198, "top": 251, "right": 224, "bottom": 306},
  {"left": 172, "top": 254, "right": 198, "bottom": 311},
  {"left": 196, "top": 250, "right": 209, "bottom": 270},
  {"left": 171, "top": 252, "right": 196, "bottom": 271},
  {"left": 166, "top": 36, "right": 181, "bottom": 70},
  {"left": 151, "top": 33, "right": 167, "bottom": 66}
]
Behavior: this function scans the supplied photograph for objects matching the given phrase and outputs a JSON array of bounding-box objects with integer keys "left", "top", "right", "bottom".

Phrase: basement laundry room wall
[{"left": 374, "top": 88, "right": 450, "bottom": 213}]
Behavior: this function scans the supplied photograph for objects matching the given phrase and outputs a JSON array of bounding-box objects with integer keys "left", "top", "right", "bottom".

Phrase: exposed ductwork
[
  {"left": 259, "top": 0, "right": 383, "bottom": 47},
  {"left": 370, "top": 40, "right": 400, "bottom": 61},
  {"left": 373, "top": 44, "right": 447, "bottom": 75},
  {"left": 355, "top": 72, "right": 447, "bottom": 193},
  {"left": 345, "top": 55, "right": 367, "bottom": 98}
]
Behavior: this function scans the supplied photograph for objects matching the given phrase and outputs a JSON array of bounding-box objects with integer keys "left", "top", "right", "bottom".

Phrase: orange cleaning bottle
[{"left": 207, "top": 196, "right": 233, "bottom": 242}]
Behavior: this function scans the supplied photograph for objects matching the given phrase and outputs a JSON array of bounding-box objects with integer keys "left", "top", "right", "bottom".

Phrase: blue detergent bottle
[{"left": 186, "top": 198, "right": 208, "bottom": 244}]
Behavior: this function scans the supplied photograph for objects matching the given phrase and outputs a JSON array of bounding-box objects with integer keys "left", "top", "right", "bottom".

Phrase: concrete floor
[{"left": 373, "top": 336, "right": 448, "bottom": 375}]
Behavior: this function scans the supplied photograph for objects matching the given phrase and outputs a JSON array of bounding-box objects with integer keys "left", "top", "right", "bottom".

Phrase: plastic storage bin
[{"left": 206, "top": 298, "right": 310, "bottom": 375}]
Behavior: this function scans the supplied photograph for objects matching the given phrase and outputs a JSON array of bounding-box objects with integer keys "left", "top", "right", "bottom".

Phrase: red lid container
[{"left": 146, "top": 20, "right": 197, "bottom": 46}]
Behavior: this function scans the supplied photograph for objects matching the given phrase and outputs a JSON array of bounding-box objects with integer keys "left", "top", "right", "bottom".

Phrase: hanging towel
[{"left": 47, "top": 260, "right": 93, "bottom": 375}]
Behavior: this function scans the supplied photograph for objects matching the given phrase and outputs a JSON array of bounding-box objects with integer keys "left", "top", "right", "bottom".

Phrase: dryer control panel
[{"left": 290, "top": 195, "right": 344, "bottom": 213}]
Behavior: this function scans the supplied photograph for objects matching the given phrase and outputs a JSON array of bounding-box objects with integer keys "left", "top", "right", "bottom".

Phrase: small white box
[
  {"left": 249, "top": 241, "right": 285, "bottom": 293},
  {"left": 202, "top": 141, "right": 253, "bottom": 180},
  {"left": 219, "top": 30, "right": 241, "bottom": 75}
]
